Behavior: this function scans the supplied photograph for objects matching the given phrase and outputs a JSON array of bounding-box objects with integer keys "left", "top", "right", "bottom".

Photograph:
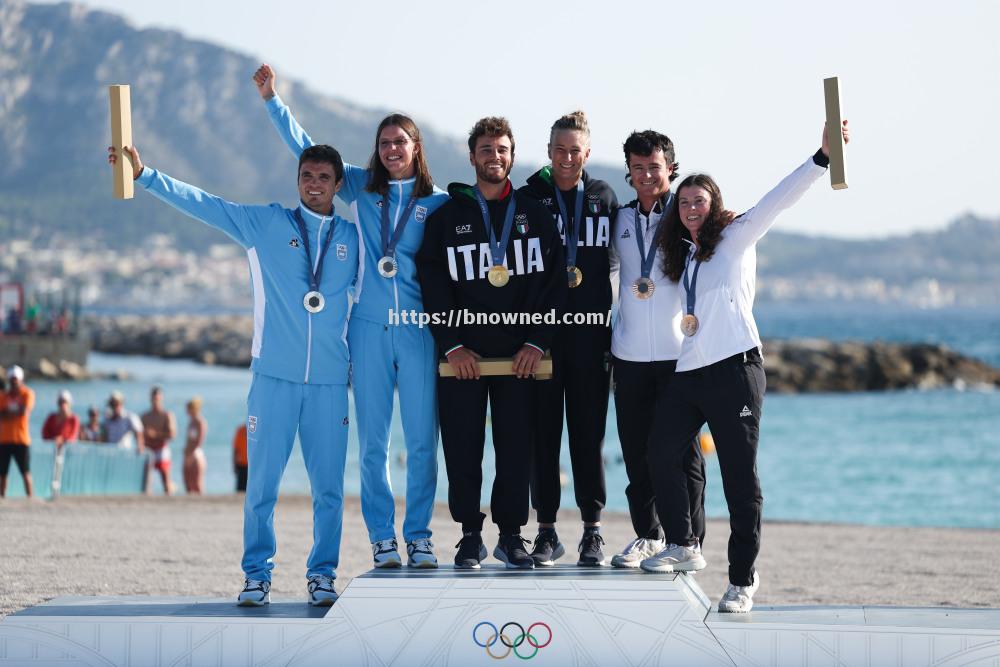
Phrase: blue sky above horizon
[{"left": 37, "top": 0, "right": 1000, "bottom": 238}]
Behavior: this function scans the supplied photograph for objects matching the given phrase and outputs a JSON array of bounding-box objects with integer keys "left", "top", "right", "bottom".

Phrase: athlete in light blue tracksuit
[
  {"left": 108, "top": 142, "right": 359, "bottom": 606},
  {"left": 253, "top": 65, "right": 449, "bottom": 567}
]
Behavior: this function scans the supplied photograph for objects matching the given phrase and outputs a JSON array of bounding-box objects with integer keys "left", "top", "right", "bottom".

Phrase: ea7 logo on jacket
[
  {"left": 446, "top": 239, "right": 545, "bottom": 282},
  {"left": 456, "top": 224, "right": 472, "bottom": 234}
]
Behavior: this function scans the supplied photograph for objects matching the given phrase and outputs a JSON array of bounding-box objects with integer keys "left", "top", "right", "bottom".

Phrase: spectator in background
[
  {"left": 4, "top": 308, "right": 22, "bottom": 335},
  {"left": 141, "top": 386, "right": 176, "bottom": 495},
  {"left": 183, "top": 397, "right": 207, "bottom": 494},
  {"left": 42, "top": 390, "right": 80, "bottom": 451},
  {"left": 24, "top": 301, "right": 38, "bottom": 334},
  {"left": 0, "top": 365, "right": 35, "bottom": 497},
  {"left": 79, "top": 406, "right": 103, "bottom": 442},
  {"left": 233, "top": 423, "right": 248, "bottom": 493},
  {"left": 103, "top": 391, "right": 144, "bottom": 453}
]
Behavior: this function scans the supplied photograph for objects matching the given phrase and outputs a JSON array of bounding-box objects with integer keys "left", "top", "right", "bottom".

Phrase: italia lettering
[
  {"left": 556, "top": 215, "right": 611, "bottom": 248},
  {"left": 445, "top": 239, "right": 545, "bottom": 282}
]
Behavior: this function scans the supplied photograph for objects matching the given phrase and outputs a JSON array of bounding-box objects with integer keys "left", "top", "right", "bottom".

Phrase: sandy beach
[{"left": 2, "top": 494, "right": 999, "bottom": 618}]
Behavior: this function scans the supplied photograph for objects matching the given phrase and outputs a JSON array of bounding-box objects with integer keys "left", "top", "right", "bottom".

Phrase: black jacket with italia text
[
  {"left": 518, "top": 167, "right": 618, "bottom": 316},
  {"left": 416, "top": 180, "right": 567, "bottom": 358}
]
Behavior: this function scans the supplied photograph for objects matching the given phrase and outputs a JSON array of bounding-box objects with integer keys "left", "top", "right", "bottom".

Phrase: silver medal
[
  {"left": 378, "top": 255, "right": 398, "bottom": 278},
  {"left": 303, "top": 291, "right": 325, "bottom": 313}
]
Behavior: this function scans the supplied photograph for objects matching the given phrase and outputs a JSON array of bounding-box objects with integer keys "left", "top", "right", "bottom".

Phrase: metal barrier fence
[{"left": 3, "top": 443, "right": 147, "bottom": 499}]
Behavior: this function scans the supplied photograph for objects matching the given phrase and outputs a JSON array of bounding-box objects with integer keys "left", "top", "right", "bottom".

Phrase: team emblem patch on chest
[
  {"left": 337, "top": 243, "right": 348, "bottom": 260},
  {"left": 515, "top": 213, "right": 529, "bottom": 235},
  {"left": 248, "top": 415, "right": 257, "bottom": 433},
  {"left": 415, "top": 205, "right": 427, "bottom": 222},
  {"left": 588, "top": 199, "right": 601, "bottom": 215}
]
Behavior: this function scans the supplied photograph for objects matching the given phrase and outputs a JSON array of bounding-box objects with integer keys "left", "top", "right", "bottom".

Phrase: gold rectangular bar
[
  {"left": 823, "top": 77, "right": 848, "bottom": 190},
  {"left": 109, "top": 84, "right": 134, "bottom": 199},
  {"left": 438, "top": 357, "right": 553, "bottom": 380}
]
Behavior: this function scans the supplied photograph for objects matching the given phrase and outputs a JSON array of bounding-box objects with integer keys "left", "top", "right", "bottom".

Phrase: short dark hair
[
  {"left": 623, "top": 130, "right": 679, "bottom": 183},
  {"left": 299, "top": 144, "right": 344, "bottom": 182},
  {"left": 468, "top": 117, "right": 515, "bottom": 154}
]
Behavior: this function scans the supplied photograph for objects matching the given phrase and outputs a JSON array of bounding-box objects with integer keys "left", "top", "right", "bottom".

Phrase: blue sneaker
[{"left": 307, "top": 575, "right": 337, "bottom": 607}]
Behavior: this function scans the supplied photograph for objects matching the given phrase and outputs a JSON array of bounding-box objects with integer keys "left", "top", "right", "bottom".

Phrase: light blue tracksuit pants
[
  {"left": 347, "top": 317, "right": 438, "bottom": 543},
  {"left": 242, "top": 373, "right": 349, "bottom": 581}
]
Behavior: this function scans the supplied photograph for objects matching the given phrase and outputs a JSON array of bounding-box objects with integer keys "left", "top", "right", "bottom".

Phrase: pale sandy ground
[{"left": 2, "top": 494, "right": 998, "bottom": 618}]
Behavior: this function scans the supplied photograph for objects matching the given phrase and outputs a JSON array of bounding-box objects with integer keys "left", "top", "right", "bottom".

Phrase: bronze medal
[
  {"left": 632, "top": 277, "right": 655, "bottom": 300},
  {"left": 681, "top": 313, "right": 699, "bottom": 337}
]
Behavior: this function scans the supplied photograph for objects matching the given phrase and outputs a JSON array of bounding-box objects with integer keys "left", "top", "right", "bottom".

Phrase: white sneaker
[
  {"left": 640, "top": 543, "right": 707, "bottom": 573},
  {"left": 718, "top": 571, "right": 760, "bottom": 613},
  {"left": 306, "top": 574, "right": 337, "bottom": 606},
  {"left": 372, "top": 538, "right": 402, "bottom": 568},
  {"left": 237, "top": 578, "right": 270, "bottom": 607},
  {"left": 611, "top": 537, "right": 665, "bottom": 569},
  {"left": 406, "top": 538, "right": 439, "bottom": 568}
]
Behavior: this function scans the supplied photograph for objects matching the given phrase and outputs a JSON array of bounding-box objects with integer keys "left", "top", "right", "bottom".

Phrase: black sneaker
[
  {"left": 530, "top": 529, "right": 566, "bottom": 566},
  {"left": 577, "top": 528, "right": 606, "bottom": 566},
  {"left": 454, "top": 531, "right": 487, "bottom": 569},
  {"left": 494, "top": 533, "right": 535, "bottom": 569}
]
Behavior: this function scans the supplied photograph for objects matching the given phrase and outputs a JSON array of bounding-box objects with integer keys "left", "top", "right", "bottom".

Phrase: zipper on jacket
[
  {"left": 304, "top": 217, "right": 328, "bottom": 383},
  {"left": 391, "top": 180, "right": 402, "bottom": 320}
]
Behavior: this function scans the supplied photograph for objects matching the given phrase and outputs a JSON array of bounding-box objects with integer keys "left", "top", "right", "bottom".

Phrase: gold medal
[
  {"left": 488, "top": 265, "right": 510, "bottom": 287},
  {"left": 632, "top": 277, "right": 655, "bottom": 300},
  {"left": 681, "top": 313, "right": 699, "bottom": 337},
  {"left": 567, "top": 266, "right": 583, "bottom": 288}
]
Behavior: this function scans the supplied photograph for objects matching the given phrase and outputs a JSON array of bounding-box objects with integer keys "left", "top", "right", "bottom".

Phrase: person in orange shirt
[
  {"left": 0, "top": 365, "right": 35, "bottom": 497},
  {"left": 41, "top": 390, "right": 80, "bottom": 451},
  {"left": 233, "top": 423, "right": 248, "bottom": 493}
]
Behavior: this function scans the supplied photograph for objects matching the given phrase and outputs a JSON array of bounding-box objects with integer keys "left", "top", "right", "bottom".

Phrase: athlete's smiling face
[
  {"left": 471, "top": 135, "right": 514, "bottom": 185},
  {"left": 548, "top": 129, "right": 590, "bottom": 186},
  {"left": 627, "top": 148, "right": 673, "bottom": 203},
  {"left": 677, "top": 185, "right": 712, "bottom": 238},
  {"left": 378, "top": 125, "right": 418, "bottom": 180},
  {"left": 298, "top": 160, "right": 342, "bottom": 215}
]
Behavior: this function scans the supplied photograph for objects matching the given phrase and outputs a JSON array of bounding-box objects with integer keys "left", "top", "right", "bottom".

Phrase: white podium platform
[{"left": 2, "top": 566, "right": 999, "bottom": 667}]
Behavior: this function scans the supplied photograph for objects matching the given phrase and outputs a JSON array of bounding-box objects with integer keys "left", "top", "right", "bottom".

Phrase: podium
[{"left": 3, "top": 566, "right": 1000, "bottom": 666}]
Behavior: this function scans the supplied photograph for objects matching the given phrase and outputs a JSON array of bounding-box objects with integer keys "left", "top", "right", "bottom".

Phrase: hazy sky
[{"left": 41, "top": 0, "right": 1000, "bottom": 238}]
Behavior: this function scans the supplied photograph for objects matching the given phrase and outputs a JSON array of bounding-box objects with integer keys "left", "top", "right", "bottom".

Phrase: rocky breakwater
[
  {"left": 85, "top": 315, "right": 253, "bottom": 367},
  {"left": 83, "top": 315, "right": 1000, "bottom": 393},
  {"left": 764, "top": 339, "right": 1000, "bottom": 393}
]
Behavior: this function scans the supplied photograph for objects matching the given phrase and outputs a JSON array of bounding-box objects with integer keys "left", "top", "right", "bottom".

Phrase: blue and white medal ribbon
[
  {"left": 294, "top": 207, "right": 336, "bottom": 313},
  {"left": 553, "top": 180, "right": 584, "bottom": 288},
  {"left": 378, "top": 193, "right": 418, "bottom": 278},
  {"left": 473, "top": 185, "right": 517, "bottom": 287}
]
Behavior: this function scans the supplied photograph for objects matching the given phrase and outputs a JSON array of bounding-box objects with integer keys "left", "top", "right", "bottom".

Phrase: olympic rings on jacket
[{"left": 473, "top": 621, "right": 553, "bottom": 659}]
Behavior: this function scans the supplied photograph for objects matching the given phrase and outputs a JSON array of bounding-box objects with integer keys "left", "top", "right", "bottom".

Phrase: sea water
[{"left": 8, "top": 304, "right": 1000, "bottom": 529}]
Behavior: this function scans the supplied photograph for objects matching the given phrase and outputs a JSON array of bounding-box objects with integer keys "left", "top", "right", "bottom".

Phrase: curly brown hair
[
  {"left": 659, "top": 173, "right": 737, "bottom": 282},
  {"left": 468, "top": 116, "right": 515, "bottom": 154}
]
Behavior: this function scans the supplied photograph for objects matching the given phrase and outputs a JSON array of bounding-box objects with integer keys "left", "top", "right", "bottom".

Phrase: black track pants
[
  {"left": 530, "top": 325, "right": 610, "bottom": 524},
  {"left": 438, "top": 374, "right": 535, "bottom": 534},
  {"left": 648, "top": 348, "right": 765, "bottom": 587},
  {"left": 612, "top": 357, "right": 706, "bottom": 543}
]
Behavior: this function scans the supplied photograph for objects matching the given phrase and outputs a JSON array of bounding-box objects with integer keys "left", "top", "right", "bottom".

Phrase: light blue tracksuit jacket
[
  {"left": 138, "top": 167, "right": 359, "bottom": 580},
  {"left": 266, "top": 95, "right": 448, "bottom": 545}
]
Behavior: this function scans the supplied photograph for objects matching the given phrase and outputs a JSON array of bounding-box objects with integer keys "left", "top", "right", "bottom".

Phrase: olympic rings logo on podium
[{"left": 472, "top": 621, "right": 553, "bottom": 659}]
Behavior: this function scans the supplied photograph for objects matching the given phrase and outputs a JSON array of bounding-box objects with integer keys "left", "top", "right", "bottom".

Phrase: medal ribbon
[
  {"left": 294, "top": 208, "right": 337, "bottom": 292},
  {"left": 633, "top": 192, "right": 672, "bottom": 279},
  {"left": 553, "top": 180, "right": 584, "bottom": 268},
  {"left": 380, "top": 193, "right": 419, "bottom": 258},
  {"left": 473, "top": 185, "right": 517, "bottom": 268},
  {"left": 682, "top": 246, "right": 702, "bottom": 316}
]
